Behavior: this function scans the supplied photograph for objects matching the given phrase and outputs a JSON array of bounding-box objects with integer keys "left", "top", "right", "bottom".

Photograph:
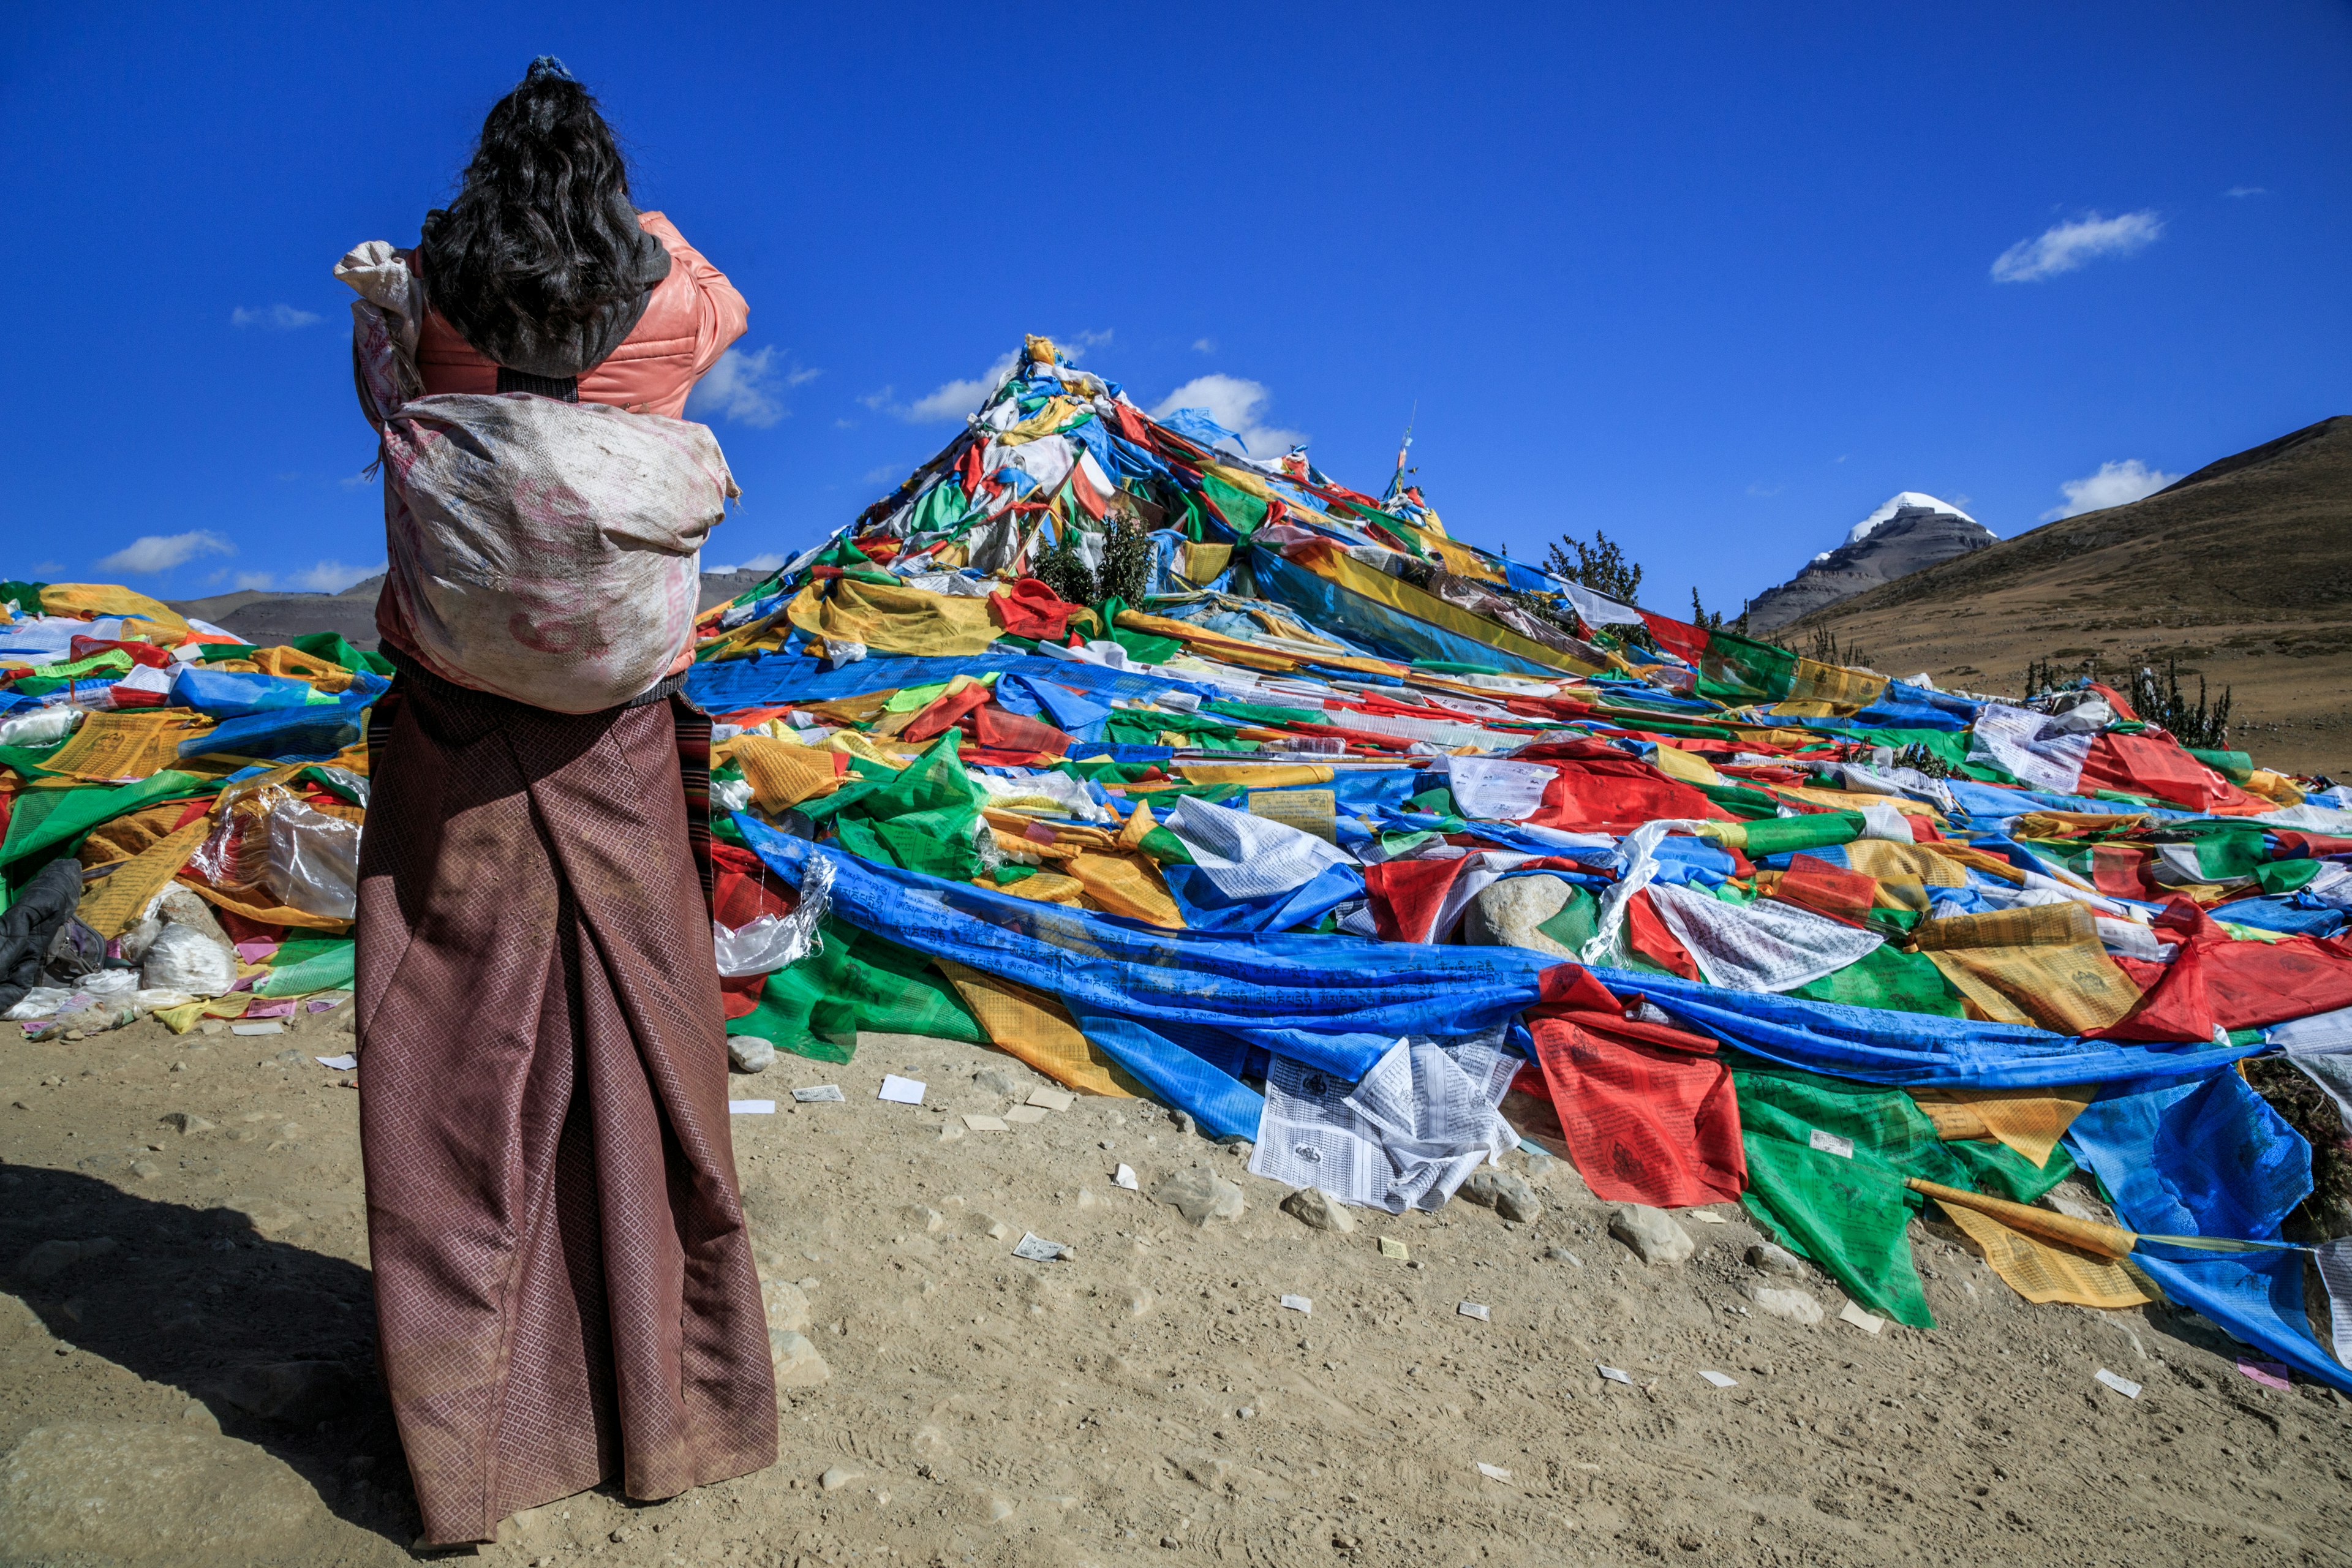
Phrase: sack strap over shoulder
[{"left": 496, "top": 367, "right": 580, "bottom": 402}]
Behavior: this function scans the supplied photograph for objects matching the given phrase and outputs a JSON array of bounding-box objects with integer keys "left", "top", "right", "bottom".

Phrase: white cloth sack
[
  {"left": 339, "top": 242, "right": 736, "bottom": 714},
  {"left": 141, "top": 921, "right": 237, "bottom": 997}
]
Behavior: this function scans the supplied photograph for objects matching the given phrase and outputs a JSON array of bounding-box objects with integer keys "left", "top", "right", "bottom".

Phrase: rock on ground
[
  {"left": 17, "top": 1235, "right": 115, "bottom": 1281},
  {"left": 1460, "top": 875, "right": 1581, "bottom": 958},
  {"left": 1280, "top": 1186, "right": 1355, "bottom": 1233},
  {"left": 218, "top": 1360, "right": 360, "bottom": 1425},
  {"left": 728, "top": 1036, "right": 777, "bottom": 1074},
  {"left": 0, "top": 1423, "right": 323, "bottom": 1560},
  {"left": 1150, "top": 1166, "right": 1245, "bottom": 1226},
  {"left": 1609, "top": 1204, "right": 1694, "bottom": 1265},
  {"left": 1458, "top": 1168, "right": 1543, "bottom": 1224},
  {"left": 1748, "top": 1284, "right": 1825, "bottom": 1325},
  {"left": 772, "top": 1329, "right": 831, "bottom": 1388}
]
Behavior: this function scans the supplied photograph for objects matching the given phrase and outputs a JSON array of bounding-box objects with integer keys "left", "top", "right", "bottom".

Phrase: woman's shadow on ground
[{"left": 0, "top": 1161, "right": 420, "bottom": 1548}]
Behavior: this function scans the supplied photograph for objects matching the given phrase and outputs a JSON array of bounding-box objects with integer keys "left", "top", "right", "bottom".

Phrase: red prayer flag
[
  {"left": 988, "top": 578, "right": 1081, "bottom": 641},
  {"left": 1525, "top": 965, "right": 1745, "bottom": 1208},
  {"left": 2094, "top": 896, "right": 2352, "bottom": 1039},
  {"left": 1362, "top": 856, "right": 1474, "bottom": 943},
  {"left": 1623, "top": 889, "right": 1703, "bottom": 979},
  {"left": 1771, "top": 853, "right": 1879, "bottom": 927}
]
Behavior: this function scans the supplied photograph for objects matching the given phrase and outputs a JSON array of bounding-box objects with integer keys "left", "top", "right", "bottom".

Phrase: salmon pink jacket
[{"left": 412, "top": 211, "right": 747, "bottom": 419}]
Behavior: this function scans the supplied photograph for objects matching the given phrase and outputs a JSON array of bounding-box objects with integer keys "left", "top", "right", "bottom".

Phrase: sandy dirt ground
[{"left": 4, "top": 1006, "right": 2350, "bottom": 1567}]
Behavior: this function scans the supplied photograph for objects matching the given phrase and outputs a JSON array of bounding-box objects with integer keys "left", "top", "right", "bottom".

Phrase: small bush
[
  {"left": 1542, "top": 530, "right": 1644, "bottom": 603},
  {"left": 1098, "top": 517, "right": 1153, "bottom": 605},
  {"left": 1032, "top": 526, "right": 1096, "bottom": 606}
]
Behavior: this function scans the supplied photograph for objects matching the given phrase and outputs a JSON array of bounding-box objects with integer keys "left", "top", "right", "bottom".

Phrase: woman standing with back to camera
[{"left": 339, "top": 58, "right": 775, "bottom": 1548}]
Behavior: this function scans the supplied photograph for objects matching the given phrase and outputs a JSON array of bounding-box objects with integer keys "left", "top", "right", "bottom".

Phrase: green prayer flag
[
  {"left": 258, "top": 939, "right": 357, "bottom": 997},
  {"left": 1787, "top": 943, "right": 1964, "bottom": 1017},
  {"left": 1, "top": 771, "right": 210, "bottom": 870},
  {"left": 1732, "top": 1063, "right": 2076, "bottom": 1328},
  {"left": 1199, "top": 471, "right": 1268, "bottom": 537},
  {"left": 731, "top": 921, "right": 982, "bottom": 1063}
]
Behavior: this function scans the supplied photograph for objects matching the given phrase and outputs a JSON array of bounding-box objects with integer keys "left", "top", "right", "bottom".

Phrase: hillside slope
[{"left": 1787, "top": 416, "right": 2352, "bottom": 774}]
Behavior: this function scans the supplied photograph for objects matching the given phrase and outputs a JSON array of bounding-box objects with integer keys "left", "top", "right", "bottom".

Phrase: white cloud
[
  {"left": 289, "top": 559, "right": 385, "bottom": 592},
  {"left": 864, "top": 462, "right": 911, "bottom": 485},
  {"left": 1990, "top": 210, "right": 2163, "bottom": 283},
  {"left": 96, "top": 530, "right": 235, "bottom": 575},
  {"left": 231, "top": 304, "right": 323, "bottom": 330},
  {"left": 1746, "top": 481, "right": 1782, "bottom": 497},
  {"left": 687, "top": 345, "right": 813, "bottom": 428},
  {"left": 706, "top": 552, "right": 786, "bottom": 575},
  {"left": 2041, "top": 459, "right": 2179, "bottom": 520},
  {"left": 883, "top": 333, "right": 1114, "bottom": 424},
  {"left": 901, "top": 352, "right": 1019, "bottom": 423},
  {"left": 1192, "top": 337, "right": 1216, "bottom": 354},
  {"left": 1149, "top": 374, "right": 1308, "bottom": 458},
  {"left": 232, "top": 571, "right": 277, "bottom": 592},
  {"left": 2225, "top": 186, "right": 2269, "bottom": 198}
]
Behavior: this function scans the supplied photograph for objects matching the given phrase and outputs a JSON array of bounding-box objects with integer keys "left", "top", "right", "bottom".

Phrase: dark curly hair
[{"left": 418, "top": 61, "right": 671, "bottom": 379}]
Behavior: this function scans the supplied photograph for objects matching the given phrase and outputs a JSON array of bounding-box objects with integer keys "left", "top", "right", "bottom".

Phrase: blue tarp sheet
[
  {"left": 2064, "top": 1071, "right": 2347, "bottom": 1393},
  {"left": 1593, "top": 968, "right": 2264, "bottom": 1087},
  {"left": 734, "top": 812, "right": 1551, "bottom": 1078},
  {"left": 686, "top": 650, "right": 1224, "bottom": 714}
]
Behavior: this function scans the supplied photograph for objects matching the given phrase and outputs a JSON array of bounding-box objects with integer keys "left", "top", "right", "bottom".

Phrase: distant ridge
[
  {"left": 1743, "top": 494, "right": 1995, "bottom": 633},
  {"left": 1788, "top": 415, "right": 2352, "bottom": 772}
]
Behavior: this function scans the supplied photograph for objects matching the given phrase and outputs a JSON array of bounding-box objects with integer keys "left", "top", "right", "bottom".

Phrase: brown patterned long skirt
[{"left": 355, "top": 674, "right": 775, "bottom": 1547}]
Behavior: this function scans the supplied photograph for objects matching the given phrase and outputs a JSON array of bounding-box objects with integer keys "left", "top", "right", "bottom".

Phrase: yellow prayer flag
[{"left": 933, "top": 957, "right": 1140, "bottom": 1099}]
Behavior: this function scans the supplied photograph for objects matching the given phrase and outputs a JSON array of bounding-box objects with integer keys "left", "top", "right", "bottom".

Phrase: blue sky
[{"left": 4, "top": 2, "right": 2346, "bottom": 615}]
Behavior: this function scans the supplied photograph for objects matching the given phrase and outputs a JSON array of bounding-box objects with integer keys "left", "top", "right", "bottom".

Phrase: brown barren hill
[{"left": 1789, "top": 415, "right": 2352, "bottom": 775}]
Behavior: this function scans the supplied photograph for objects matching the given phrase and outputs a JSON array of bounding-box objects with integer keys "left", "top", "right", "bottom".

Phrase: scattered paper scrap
[
  {"left": 1809, "top": 1129, "right": 1855, "bottom": 1159},
  {"left": 1378, "top": 1236, "right": 1409, "bottom": 1261},
  {"left": 2094, "top": 1367, "right": 2143, "bottom": 1399},
  {"left": 1278, "top": 1294, "right": 1313, "bottom": 1314},
  {"left": 1689, "top": 1210, "right": 1728, "bottom": 1225},
  {"left": 962, "top": 1114, "right": 1008, "bottom": 1131},
  {"left": 1698, "top": 1370, "right": 1738, "bottom": 1389},
  {"left": 1026, "top": 1087, "right": 1076, "bottom": 1111},
  {"left": 791, "top": 1085, "right": 845, "bottom": 1103},
  {"left": 878, "top": 1075, "right": 926, "bottom": 1105},
  {"left": 1004, "top": 1104, "right": 1050, "bottom": 1124},
  {"left": 1457, "top": 1301, "right": 1490, "bottom": 1322},
  {"left": 1838, "top": 1302, "right": 1885, "bottom": 1335},
  {"left": 314, "top": 1054, "right": 356, "bottom": 1071},
  {"left": 1012, "top": 1232, "right": 1072, "bottom": 1262},
  {"left": 232, "top": 1022, "right": 282, "bottom": 1037},
  {"left": 1476, "top": 1462, "right": 1512, "bottom": 1483},
  {"left": 1112, "top": 1163, "right": 1140, "bottom": 1189},
  {"left": 728, "top": 1099, "right": 776, "bottom": 1115},
  {"left": 1597, "top": 1365, "right": 1633, "bottom": 1385},
  {"left": 2237, "top": 1359, "right": 2292, "bottom": 1391}
]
